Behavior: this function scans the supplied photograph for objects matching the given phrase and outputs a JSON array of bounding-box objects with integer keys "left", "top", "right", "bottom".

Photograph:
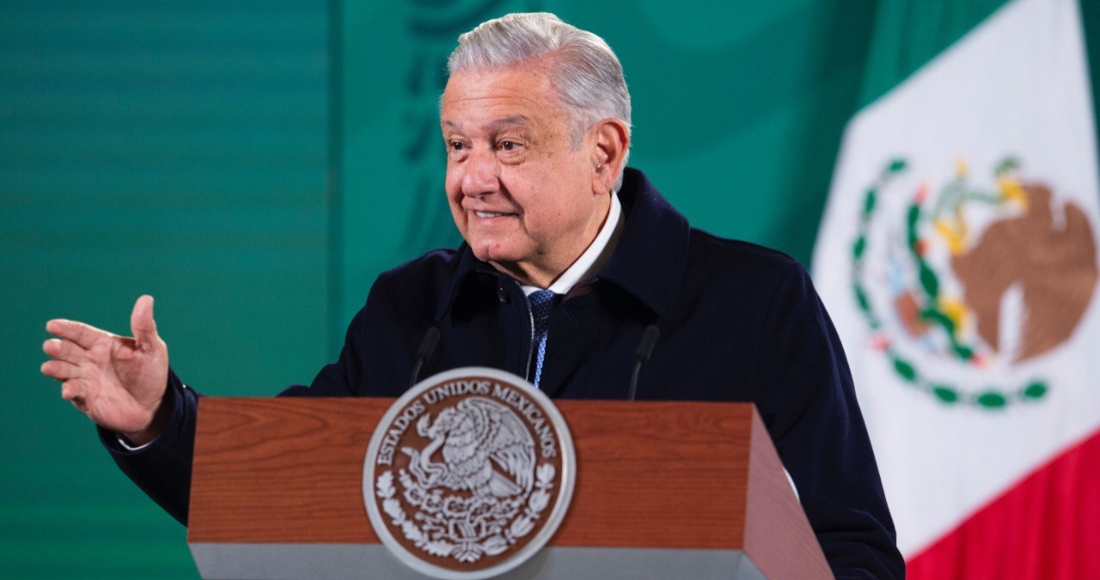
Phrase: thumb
[{"left": 130, "top": 295, "right": 161, "bottom": 347}]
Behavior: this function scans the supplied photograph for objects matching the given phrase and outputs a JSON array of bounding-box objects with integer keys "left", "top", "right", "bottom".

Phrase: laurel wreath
[
  {"left": 376, "top": 464, "right": 555, "bottom": 563},
  {"left": 850, "top": 157, "right": 1048, "bottom": 409}
]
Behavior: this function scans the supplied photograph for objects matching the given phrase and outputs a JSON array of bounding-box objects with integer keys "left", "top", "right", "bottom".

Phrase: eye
[
  {"left": 498, "top": 141, "right": 519, "bottom": 151},
  {"left": 446, "top": 140, "right": 470, "bottom": 161}
]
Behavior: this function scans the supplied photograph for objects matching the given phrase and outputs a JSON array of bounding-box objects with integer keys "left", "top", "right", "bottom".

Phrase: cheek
[
  {"left": 444, "top": 170, "right": 463, "bottom": 202},
  {"left": 442, "top": 173, "right": 465, "bottom": 224}
]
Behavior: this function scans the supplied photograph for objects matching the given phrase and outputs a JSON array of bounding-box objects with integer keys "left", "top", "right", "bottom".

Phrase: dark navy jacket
[{"left": 102, "top": 168, "right": 904, "bottom": 579}]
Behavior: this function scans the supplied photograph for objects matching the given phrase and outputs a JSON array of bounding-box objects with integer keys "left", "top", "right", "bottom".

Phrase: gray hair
[{"left": 448, "top": 13, "right": 631, "bottom": 187}]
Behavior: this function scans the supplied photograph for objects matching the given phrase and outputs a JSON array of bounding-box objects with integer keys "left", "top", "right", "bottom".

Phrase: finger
[
  {"left": 42, "top": 337, "right": 88, "bottom": 363},
  {"left": 62, "top": 383, "right": 96, "bottom": 416},
  {"left": 45, "top": 318, "right": 112, "bottom": 350},
  {"left": 130, "top": 295, "right": 160, "bottom": 348},
  {"left": 41, "top": 359, "right": 83, "bottom": 382},
  {"left": 60, "top": 378, "right": 90, "bottom": 402}
]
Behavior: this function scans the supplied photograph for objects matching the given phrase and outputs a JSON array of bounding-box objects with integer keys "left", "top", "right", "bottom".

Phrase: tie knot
[
  {"left": 529, "top": 290, "right": 556, "bottom": 331},
  {"left": 529, "top": 289, "right": 555, "bottom": 308}
]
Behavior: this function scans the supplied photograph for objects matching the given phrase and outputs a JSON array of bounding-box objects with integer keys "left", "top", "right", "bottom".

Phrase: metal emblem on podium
[{"left": 363, "top": 367, "right": 576, "bottom": 579}]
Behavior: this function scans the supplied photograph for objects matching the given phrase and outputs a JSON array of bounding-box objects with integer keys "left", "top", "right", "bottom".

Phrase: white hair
[{"left": 447, "top": 12, "right": 632, "bottom": 188}]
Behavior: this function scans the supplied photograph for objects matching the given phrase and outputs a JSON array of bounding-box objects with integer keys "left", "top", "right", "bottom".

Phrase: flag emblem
[{"left": 851, "top": 157, "right": 1099, "bottom": 410}]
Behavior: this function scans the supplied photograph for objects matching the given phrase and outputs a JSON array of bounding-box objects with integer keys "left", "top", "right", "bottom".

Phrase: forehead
[{"left": 440, "top": 67, "right": 567, "bottom": 133}]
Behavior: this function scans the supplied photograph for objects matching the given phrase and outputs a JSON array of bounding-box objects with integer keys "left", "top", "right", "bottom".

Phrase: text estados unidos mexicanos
[{"left": 375, "top": 379, "right": 559, "bottom": 466}]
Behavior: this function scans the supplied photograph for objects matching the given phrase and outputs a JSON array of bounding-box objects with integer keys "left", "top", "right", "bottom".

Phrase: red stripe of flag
[{"left": 906, "top": 427, "right": 1100, "bottom": 579}]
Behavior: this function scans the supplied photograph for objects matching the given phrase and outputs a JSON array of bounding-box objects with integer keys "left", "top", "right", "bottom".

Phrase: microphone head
[
  {"left": 634, "top": 325, "right": 660, "bottom": 363},
  {"left": 409, "top": 327, "right": 442, "bottom": 389},
  {"left": 416, "top": 327, "right": 441, "bottom": 359}
]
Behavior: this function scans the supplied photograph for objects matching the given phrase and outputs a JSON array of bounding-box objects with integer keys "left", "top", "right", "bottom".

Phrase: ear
[{"left": 589, "top": 118, "right": 630, "bottom": 195}]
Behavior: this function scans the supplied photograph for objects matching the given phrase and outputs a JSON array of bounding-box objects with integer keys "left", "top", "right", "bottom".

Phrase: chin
[
  {"left": 471, "top": 240, "right": 524, "bottom": 266},
  {"left": 474, "top": 247, "right": 515, "bottom": 264}
]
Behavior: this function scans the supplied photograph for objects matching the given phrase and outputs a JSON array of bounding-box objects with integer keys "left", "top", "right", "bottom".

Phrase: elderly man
[{"left": 42, "top": 12, "right": 904, "bottom": 578}]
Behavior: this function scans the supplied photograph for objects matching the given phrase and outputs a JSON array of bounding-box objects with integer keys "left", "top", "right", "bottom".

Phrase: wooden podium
[{"left": 188, "top": 398, "right": 832, "bottom": 579}]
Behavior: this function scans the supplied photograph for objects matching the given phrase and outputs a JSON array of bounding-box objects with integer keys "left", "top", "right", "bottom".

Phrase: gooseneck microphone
[
  {"left": 409, "top": 326, "right": 441, "bottom": 388},
  {"left": 628, "top": 325, "right": 660, "bottom": 401}
]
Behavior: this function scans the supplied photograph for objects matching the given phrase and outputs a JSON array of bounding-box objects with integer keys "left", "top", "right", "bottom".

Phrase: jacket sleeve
[
  {"left": 97, "top": 369, "right": 199, "bottom": 526},
  {"left": 752, "top": 263, "right": 906, "bottom": 579}
]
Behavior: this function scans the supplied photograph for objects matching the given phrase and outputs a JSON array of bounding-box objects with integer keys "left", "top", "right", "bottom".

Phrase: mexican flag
[{"left": 813, "top": 0, "right": 1100, "bottom": 577}]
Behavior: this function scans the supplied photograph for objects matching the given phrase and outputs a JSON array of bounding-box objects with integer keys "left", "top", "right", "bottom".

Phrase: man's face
[{"left": 440, "top": 65, "right": 609, "bottom": 287}]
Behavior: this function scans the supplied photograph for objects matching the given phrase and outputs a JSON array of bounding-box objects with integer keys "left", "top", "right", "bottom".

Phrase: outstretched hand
[{"left": 41, "top": 295, "right": 171, "bottom": 446}]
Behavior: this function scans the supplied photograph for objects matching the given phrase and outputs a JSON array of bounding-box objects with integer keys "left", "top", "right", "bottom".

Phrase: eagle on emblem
[{"left": 403, "top": 397, "right": 536, "bottom": 498}]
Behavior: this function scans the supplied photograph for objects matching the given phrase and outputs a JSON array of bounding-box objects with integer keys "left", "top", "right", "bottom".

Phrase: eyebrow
[
  {"left": 442, "top": 115, "right": 533, "bottom": 133},
  {"left": 487, "top": 115, "right": 531, "bottom": 131}
]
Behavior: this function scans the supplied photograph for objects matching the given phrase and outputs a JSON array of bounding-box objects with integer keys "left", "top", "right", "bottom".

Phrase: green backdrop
[
  {"left": 1, "top": 1, "right": 329, "bottom": 577},
  {"left": 3, "top": 0, "right": 1098, "bottom": 577}
]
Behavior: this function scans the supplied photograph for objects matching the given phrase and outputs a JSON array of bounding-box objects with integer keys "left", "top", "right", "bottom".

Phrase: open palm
[{"left": 42, "top": 295, "right": 170, "bottom": 445}]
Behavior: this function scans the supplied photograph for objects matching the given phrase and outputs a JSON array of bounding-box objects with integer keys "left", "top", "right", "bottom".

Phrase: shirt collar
[{"left": 520, "top": 191, "right": 622, "bottom": 297}]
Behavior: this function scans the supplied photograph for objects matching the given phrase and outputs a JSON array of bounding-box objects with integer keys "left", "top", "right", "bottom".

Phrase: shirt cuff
[{"left": 116, "top": 433, "right": 155, "bottom": 452}]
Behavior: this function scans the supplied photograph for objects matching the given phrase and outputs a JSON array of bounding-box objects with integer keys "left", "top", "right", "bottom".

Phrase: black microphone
[
  {"left": 409, "top": 326, "right": 441, "bottom": 388},
  {"left": 628, "top": 325, "right": 659, "bottom": 401}
]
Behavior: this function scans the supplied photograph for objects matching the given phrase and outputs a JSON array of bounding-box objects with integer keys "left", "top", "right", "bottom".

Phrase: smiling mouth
[{"left": 474, "top": 211, "right": 508, "bottom": 219}]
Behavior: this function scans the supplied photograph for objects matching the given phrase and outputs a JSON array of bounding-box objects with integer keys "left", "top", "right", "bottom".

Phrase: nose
[{"left": 460, "top": 149, "right": 500, "bottom": 197}]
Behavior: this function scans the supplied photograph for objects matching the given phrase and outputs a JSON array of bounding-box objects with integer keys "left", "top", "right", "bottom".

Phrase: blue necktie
[{"left": 528, "top": 290, "right": 556, "bottom": 389}]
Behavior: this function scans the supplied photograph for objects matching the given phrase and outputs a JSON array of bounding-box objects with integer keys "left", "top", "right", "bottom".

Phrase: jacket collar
[
  {"left": 435, "top": 168, "right": 690, "bottom": 322},
  {"left": 597, "top": 168, "right": 690, "bottom": 319}
]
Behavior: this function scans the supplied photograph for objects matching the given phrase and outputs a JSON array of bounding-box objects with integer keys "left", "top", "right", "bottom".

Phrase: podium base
[{"left": 190, "top": 543, "right": 765, "bottom": 580}]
